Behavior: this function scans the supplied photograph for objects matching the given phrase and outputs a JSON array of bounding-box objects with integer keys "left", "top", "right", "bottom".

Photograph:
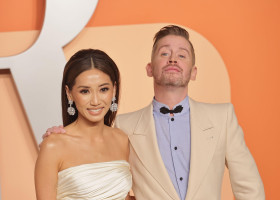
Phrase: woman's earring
[
  {"left": 110, "top": 97, "right": 118, "bottom": 112},
  {"left": 67, "top": 100, "right": 76, "bottom": 115}
]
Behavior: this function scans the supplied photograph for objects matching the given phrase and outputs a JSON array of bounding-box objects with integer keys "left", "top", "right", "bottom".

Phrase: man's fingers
[
  {"left": 52, "top": 127, "right": 60, "bottom": 133},
  {"left": 47, "top": 126, "right": 66, "bottom": 134},
  {"left": 42, "top": 125, "right": 66, "bottom": 141},
  {"left": 58, "top": 126, "right": 66, "bottom": 133},
  {"left": 61, "top": 128, "right": 66, "bottom": 133},
  {"left": 46, "top": 127, "right": 54, "bottom": 133},
  {"left": 53, "top": 126, "right": 66, "bottom": 133},
  {"left": 42, "top": 132, "right": 50, "bottom": 139}
]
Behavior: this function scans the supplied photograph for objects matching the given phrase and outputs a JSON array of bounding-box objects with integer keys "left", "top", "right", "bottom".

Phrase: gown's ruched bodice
[{"left": 57, "top": 160, "right": 132, "bottom": 200}]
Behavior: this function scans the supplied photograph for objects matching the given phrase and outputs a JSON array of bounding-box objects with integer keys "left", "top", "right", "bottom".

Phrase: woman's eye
[
  {"left": 100, "top": 87, "right": 109, "bottom": 92},
  {"left": 80, "top": 89, "right": 89, "bottom": 94}
]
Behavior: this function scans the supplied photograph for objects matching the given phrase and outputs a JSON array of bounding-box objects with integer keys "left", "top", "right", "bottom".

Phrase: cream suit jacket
[{"left": 115, "top": 98, "right": 265, "bottom": 200}]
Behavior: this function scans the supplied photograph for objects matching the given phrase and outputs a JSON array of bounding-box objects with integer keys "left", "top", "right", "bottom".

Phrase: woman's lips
[{"left": 87, "top": 107, "right": 103, "bottom": 115}]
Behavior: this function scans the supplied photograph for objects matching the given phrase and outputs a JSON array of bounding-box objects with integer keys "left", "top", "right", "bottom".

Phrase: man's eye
[
  {"left": 179, "top": 55, "right": 186, "bottom": 58},
  {"left": 161, "top": 52, "right": 169, "bottom": 56},
  {"left": 80, "top": 89, "right": 89, "bottom": 94},
  {"left": 100, "top": 87, "right": 109, "bottom": 92}
]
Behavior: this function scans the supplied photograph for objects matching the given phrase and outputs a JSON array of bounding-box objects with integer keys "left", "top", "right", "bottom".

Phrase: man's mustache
[{"left": 163, "top": 64, "right": 182, "bottom": 72}]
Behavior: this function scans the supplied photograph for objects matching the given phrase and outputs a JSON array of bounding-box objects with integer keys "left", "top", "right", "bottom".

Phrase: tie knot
[{"left": 160, "top": 105, "right": 183, "bottom": 114}]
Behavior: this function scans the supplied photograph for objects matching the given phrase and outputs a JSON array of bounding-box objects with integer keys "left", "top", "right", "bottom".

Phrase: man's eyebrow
[
  {"left": 157, "top": 45, "right": 190, "bottom": 53},
  {"left": 179, "top": 47, "right": 189, "bottom": 51},
  {"left": 157, "top": 45, "right": 170, "bottom": 52},
  {"left": 179, "top": 47, "right": 190, "bottom": 54}
]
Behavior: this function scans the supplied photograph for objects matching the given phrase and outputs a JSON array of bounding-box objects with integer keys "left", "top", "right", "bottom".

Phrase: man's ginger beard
[{"left": 153, "top": 66, "right": 192, "bottom": 87}]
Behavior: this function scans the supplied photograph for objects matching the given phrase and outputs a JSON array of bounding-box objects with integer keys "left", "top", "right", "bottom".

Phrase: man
[
  {"left": 45, "top": 25, "right": 265, "bottom": 200},
  {"left": 114, "top": 25, "right": 264, "bottom": 200}
]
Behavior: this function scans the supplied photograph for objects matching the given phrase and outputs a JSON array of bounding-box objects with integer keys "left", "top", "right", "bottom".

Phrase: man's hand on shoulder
[{"left": 42, "top": 125, "right": 66, "bottom": 140}]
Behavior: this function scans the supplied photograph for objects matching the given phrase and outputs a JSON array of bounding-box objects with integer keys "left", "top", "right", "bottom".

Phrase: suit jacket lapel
[
  {"left": 128, "top": 103, "right": 179, "bottom": 200},
  {"left": 186, "top": 99, "right": 218, "bottom": 200}
]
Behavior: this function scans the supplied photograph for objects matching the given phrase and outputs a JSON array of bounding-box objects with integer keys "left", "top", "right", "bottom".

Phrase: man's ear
[
  {"left": 146, "top": 63, "right": 153, "bottom": 77},
  {"left": 190, "top": 66, "right": 197, "bottom": 81},
  {"left": 65, "top": 85, "right": 72, "bottom": 101}
]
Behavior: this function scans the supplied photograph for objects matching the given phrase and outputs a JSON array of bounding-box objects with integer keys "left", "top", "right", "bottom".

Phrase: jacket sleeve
[
  {"left": 114, "top": 116, "right": 120, "bottom": 128},
  {"left": 225, "top": 104, "right": 265, "bottom": 200}
]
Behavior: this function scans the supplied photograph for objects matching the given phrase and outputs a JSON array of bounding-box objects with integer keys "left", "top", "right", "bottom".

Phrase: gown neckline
[{"left": 58, "top": 160, "right": 129, "bottom": 174}]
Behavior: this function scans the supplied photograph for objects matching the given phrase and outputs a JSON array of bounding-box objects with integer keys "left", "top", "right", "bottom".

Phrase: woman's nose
[{"left": 90, "top": 92, "right": 100, "bottom": 105}]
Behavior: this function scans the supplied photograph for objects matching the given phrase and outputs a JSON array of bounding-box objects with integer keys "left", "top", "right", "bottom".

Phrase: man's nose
[
  {"left": 169, "top": 54, "right": 177, "bottom": 64},
  {"left": 169, "top": 60, "right": 177, "bottom": 64}
]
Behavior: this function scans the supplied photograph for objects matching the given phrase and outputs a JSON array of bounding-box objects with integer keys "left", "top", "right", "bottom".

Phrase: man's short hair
[{"left": 152, "top": 25, "right": 196, "bottom": 65}]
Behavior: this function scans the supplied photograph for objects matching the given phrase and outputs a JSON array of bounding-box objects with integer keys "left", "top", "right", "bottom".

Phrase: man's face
[{"left": 146, "top": 35, "right": 197, "bottom": 87}]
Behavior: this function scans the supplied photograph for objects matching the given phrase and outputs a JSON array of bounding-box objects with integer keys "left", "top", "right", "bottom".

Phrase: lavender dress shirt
[{"left": 152, "top": 96, "right": 191, "bottom": 200}]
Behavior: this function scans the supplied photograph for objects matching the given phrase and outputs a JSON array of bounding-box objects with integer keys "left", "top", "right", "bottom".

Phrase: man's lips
[{"left": 164, "top": 65, "right": 181, "bottom": 72}]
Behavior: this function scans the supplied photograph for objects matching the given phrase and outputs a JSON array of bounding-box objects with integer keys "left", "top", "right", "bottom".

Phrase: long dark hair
[{"left": 61, "top": 49, "right": 120, "bottom": 127}]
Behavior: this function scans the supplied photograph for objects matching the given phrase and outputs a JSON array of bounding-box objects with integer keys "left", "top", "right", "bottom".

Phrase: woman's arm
[{"left": 35, "top": 136, "right": 62, "bottom": 200}]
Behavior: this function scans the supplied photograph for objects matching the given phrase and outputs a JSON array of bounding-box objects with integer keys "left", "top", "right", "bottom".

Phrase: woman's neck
[{"left": 70, "top": 116, "right": 106, "bottom": 139}]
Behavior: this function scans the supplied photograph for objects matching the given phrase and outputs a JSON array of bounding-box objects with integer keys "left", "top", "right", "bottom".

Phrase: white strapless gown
[{"left": 57, "top": 160, "right": 132, "bottom": 200}]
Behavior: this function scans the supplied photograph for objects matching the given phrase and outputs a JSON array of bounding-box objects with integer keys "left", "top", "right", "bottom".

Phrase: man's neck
[{"left": 154, "top": 85, "right": 189, "bottom": 109}]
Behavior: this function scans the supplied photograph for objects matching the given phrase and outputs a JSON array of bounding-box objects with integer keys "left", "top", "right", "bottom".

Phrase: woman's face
[{"left": 66, "top": 68, "right": 115, "bottom": 124}]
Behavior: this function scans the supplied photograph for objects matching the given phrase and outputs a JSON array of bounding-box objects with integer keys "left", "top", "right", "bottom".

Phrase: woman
[{"left": 35, "top": 49, "right": 132, "bottom": 200}]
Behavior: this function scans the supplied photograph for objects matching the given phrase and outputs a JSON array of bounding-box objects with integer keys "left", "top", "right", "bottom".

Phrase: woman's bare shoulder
[
  {"left": 110, "top": 127, "right": 128, "bottom": 140},
  {"left": 110, "top": 127, "right": 129, "bottom": 160},
  {"left": 39, "top": 133, "right": 70, "bottom": 153}
]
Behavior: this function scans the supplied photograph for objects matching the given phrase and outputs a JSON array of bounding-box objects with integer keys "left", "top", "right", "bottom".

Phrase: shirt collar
[{"left": 152, "top": 96, "right": 190, "bottom": 116}]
